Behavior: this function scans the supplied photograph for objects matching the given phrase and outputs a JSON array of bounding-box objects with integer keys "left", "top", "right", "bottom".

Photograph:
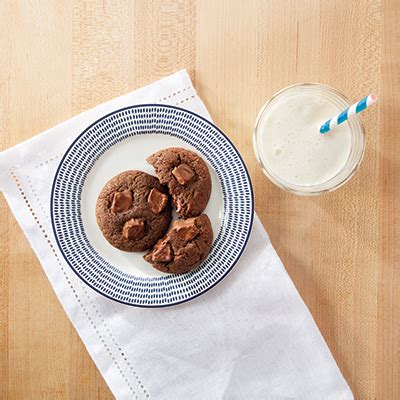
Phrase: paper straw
[{"left": 320, "top": 93, "right": 377, "bottom": 134}]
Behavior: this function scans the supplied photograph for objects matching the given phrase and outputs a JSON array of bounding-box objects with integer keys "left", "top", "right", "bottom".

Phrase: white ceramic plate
[{"left": 51, "top": 105, "right": 253, "bottom": 307}]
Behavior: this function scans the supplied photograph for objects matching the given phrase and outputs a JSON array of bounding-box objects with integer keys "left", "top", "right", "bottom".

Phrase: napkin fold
[{"left": 0, "top": 70, "right": 353, "bottom": 400}]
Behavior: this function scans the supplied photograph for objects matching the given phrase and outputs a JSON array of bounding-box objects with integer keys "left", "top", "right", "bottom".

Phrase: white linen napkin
[{"left": 0, "top": 70, "right": 353, "bottom": 400}]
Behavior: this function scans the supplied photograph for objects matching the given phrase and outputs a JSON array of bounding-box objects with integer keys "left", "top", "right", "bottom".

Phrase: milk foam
[{"left": 258, "top": 93, "right": 352, "bottom": 186}]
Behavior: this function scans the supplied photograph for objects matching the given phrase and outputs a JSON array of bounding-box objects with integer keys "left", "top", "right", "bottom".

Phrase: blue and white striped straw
[{"left": 320, "top": 93, "right": 377, "bottom": 134}]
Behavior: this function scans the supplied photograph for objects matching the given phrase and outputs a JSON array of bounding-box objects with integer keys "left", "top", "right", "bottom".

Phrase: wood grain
[
  {"left": 0, "top": 0, "right": 397, "bottom": 399},
  {"left": 378, "top": 1, "right": 400, "bottom": 398}
]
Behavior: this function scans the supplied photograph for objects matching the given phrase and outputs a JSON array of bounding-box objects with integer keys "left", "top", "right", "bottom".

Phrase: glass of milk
[{"left": 253, "top": 83, "right": 365, "bottom": 195}]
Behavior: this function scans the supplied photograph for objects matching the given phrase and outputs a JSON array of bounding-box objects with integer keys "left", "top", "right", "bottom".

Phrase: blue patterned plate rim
[{"left": 51, "top": 104, "right": 254, "bottom": 307}]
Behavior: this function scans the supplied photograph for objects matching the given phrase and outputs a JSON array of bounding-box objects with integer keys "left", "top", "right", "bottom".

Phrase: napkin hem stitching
[{"left": 10, "top": 168, "right": 150, "bottom": 399}]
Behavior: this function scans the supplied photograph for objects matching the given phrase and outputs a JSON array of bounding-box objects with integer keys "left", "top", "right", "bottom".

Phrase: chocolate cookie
[
  {"left": 96, "top": 171, "right": 172, "bottom": 252},
  {"left": 146, "top": 148, "right": 212, "bottom": 219},
  {"left": 144, "top": 214, "right": 213, "bottom": 274}
]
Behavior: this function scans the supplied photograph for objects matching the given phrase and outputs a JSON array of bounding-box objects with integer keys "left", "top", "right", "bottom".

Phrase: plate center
[{"left": 80, "top": 133, "right": 223, "bottom": 278}]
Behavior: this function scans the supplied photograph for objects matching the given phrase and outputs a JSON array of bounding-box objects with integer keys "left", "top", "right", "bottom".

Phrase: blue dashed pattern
[{"left": 51, "top": 105, "right": 254, "bottom": 307}]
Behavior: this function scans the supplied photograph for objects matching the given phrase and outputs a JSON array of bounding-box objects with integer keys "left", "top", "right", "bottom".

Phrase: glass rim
[{"left": 253, "top": 83, "right": 366, "bottom": 196}]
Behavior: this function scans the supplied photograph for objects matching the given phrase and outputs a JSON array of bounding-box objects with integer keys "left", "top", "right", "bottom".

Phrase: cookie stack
[{"left": 96, "top": 148, "right": 213, "bottom": 274}]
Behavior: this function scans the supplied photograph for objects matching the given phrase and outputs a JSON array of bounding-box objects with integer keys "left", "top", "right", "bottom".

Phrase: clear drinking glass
[{"left": 253, "top": 83, "right": 365, "bottom": 195}]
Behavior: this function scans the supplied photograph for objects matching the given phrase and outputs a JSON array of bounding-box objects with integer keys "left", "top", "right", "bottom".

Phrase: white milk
[{"left": 257, "top": 93, "right": 352, "bottom": 186}]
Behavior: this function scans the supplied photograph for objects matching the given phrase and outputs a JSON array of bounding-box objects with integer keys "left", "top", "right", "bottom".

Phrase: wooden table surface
[{"left": 1, "top": 1, "right": 398, "bottom": 399}]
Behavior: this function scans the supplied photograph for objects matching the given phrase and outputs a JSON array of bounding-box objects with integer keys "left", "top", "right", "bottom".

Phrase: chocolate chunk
[
  {"left": 148, "top": 188, "right": 168, "bottom": 214},
  {"left": 186, "top": 190, "right": 201, "bottom": 215},
  {"left": 111, "top": 189, "right": 132, "bottom": 213},
  {"left": 151, "top": 240, "right": 172, "bottom": 262},
  {"left": 172, "top": 163, "right": 195, "bottom": 185},
  {"left": 122, "top": 218, "right": 144, "bottom": 240},
  {"left": 175, "top": 197, "right": 185, "bottom": 215},
  {"left": 172, "top": 219, "right": 199, "bottom": 242}
]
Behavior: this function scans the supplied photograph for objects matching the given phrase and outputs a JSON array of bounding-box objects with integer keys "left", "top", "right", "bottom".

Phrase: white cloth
[{"left": 0, "top": 70, "right": 353, "bottom": 400}]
